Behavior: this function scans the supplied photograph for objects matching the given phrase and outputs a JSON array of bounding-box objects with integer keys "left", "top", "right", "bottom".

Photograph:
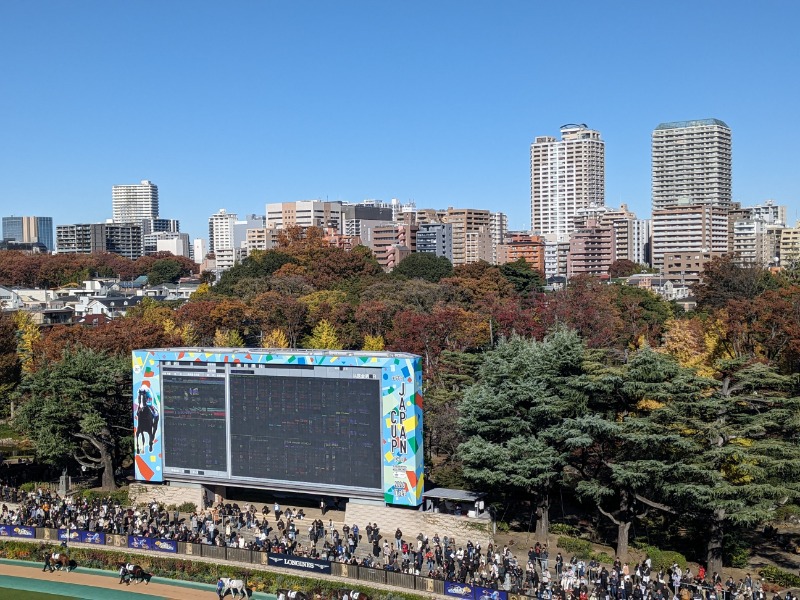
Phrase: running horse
[
  {"left": 135, "top": 383, "right": 159, "bottom": 454},
  {"left": 341, "top": 591, "right": 371, "bottom": 600},
  {"left": 277, "top": 589, "right": 307, "bottom": 600},
  {"left": 220, "top": 577, "right": 247, "bottom": 598},
  {"left": 51, "top": 551, "right": 73, "bottom": 571},
  {"left": 119, "top": 562, "right": 151, "bottom": 584},
  {"left": 131, "top": 565, "right": 152, "bottom": 584}
]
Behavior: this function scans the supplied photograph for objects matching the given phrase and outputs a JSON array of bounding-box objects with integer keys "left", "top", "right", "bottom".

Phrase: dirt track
[{"left": 0, "top": 562, "right": 217, "bottom": 599}]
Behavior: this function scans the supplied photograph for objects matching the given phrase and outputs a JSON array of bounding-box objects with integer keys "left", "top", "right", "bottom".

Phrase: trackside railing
[{"left": 4, "top": 527, "right": 448, "bottom": 595}]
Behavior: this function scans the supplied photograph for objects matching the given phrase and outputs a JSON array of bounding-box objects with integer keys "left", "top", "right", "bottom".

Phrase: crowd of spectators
[{"left": 1, "top": 482, "right": 798, "bottom": 600}]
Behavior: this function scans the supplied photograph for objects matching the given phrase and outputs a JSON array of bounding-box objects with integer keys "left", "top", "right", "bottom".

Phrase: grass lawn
[{"left": 0, "top": 585, "right": 76, "bottom": 599}]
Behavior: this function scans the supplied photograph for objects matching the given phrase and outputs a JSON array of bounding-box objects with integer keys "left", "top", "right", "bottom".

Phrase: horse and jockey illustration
[{"left": 135, "top": 381, "right": 160, "bottom": 455}]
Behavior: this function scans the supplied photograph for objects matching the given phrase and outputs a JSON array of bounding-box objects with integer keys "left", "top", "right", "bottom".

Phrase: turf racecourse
[
  {"left": 0, "top": 559, "right": 277, "bottom": 600},
  {"left": 0, "top": 584, "right": 75, "bottom": 600}
]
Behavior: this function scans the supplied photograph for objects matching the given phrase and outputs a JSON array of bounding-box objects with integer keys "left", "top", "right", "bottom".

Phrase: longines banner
[
  {"left": 267, "top": 553, "right": 332, "bottom": 574},
  {"left": 0, "top": 525, "right": 36, "bottom": 538}
]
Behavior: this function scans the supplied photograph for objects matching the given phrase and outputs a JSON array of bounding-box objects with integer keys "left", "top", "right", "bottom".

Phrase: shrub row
[
  {"left": 74, "top": 488, "right": 131, "bottom": 506},
  {"left": 555, "top": 536, "right": 612, "bottom": 564},
  {"left": 0, "top": 541, "right": 423, "bottom": 600},
  {"left": 557, "top": 536, "right": 593, "bottom": 558},
  {"left": 550, "top": 524, "right": 580, "bottom": 537},
  {"left": 759, "top": 566, "right": 800, "bottom": 589},
  {"left": 633, "top": 544, "right": 687, "bottom": 571},
  {"left": 555, "top": 537, "right": 687, "bottom": 571}
]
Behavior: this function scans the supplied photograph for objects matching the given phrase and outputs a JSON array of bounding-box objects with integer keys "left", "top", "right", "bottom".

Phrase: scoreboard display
[
  {"left": 162, "top": 374, "right": 227, "bottom": 474},
  {"left": 132, "top": 349, "right": 424, "bottom": 506},
  {"left": 229, "top": 374, "right": 381, "bottom": 488}
]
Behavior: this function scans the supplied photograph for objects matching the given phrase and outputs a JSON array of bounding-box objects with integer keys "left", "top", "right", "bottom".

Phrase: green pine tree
[
  {"left": 458, "top": 328, "right": 588, "bottom": 539},
  {"left": 649, "top": 359, "right": 800, "bottom": 574},
  {"left": 558, "top": 347, "right": 710, "bottom": 561},
  {"left": 13, "top": 347, "right": 132, "bottom": 490}
]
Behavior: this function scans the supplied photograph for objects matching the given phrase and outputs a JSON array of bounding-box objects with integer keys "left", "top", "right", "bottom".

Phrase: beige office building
[
  {"left": 266, "top": 201, "right": 343, "bottom": 232},
  {"left": 781, "top": 223, "right": 800, "bottom": 265},
  {"left": 651, "top": 202, "right": 730, "bottom": 271},
  {"left": 567, "top": 220, "right": 616, "bottom": 277}
]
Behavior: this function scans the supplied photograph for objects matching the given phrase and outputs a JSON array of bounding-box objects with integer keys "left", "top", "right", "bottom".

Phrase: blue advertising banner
[
  {"left": 444, "top": 582, "right": 475, "bottom": 598},
  {"left": 151, "top": 538, "right": 178, "bottom": 553},
  {"left": 79, "top": 531, "right": 106, "bottom": 545},
  {"left": 57, "top": 529, "right": 81, "bottom": 542},
  {"left": 128, "top": 535, "right": 152, "bottom": 550},
  {"left": 0, "top": 525, "right": 36, "bottom": 538},
  {"left": 267, "top": 553, "right": 331, "bottom": 574},
  {"left": 127, "top": 535, "right": 177, "bottom": 553},
  {"left": 473, "top": 587, "right": 508, "bottom": 600}
]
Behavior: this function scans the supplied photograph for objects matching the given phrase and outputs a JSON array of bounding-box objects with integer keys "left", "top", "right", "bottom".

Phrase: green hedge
[
  {"left": 550, "top": 524, "right": 580, "bottom": 537},
  {"left": 634, "top": 544, "right": 687, "bottom": 571},
  {"left": 19, "top": 482, "right": 52, "bottom": 492},
  {"left": 557, "top": 536, "right": 592, "bottom": 559},
  {"left": 759, "top": 566, "right": 800, "bottom": 589},
  {"left": 76, "top": 488, "right": 130, "bottom": 506},
  {"left": 0, "top": 541, "right": 423, "bottom": 600}
]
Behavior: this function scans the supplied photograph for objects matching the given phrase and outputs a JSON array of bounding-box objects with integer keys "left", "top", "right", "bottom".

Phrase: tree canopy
[
  {"left": 13, "top": 346, "right": 132, "bottom": 490},
  {"left": 393, "top": 253, "right": 454, "bottom": 282}
]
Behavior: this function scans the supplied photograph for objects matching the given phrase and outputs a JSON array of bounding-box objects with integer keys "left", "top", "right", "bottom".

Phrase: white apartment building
[
  {"left": 214, "top": 247, "right": 248, "bottom": 271},
  {"left": 193, "top": 238, "right": 207, "bottom": 264},
  {"left": 208, "top": 209, "right": 237, "bottom": 254},
  {"left": 617, "top": 218, "right": 651, "bottom": 266},
  {"left": 145, "top": 231, "right": 190, "bottom": 258},
  {"left": 489, "top": 211, "right": 508, "bottom": 265},
  {"left": 531, "top": 124, "right": 605, "bottom": 241},
  {"left": 652, "top": 119, "right": 731, "bottom": 210},
  {"left": 112, "top": 180, "right": 159, "bottom": 224},
  {"left": 544, "top": 239, "right": 570, "bottom": 279},
  {"left": 747, "top": 200, "right": 787, "bottom": 225},
  {"left": 732, "top": 219, "right": 772, "bottom": 266}
]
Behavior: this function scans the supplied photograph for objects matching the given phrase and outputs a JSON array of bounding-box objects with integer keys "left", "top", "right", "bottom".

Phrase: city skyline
[{"left": 1, "top": 2, "right": 799, "bottom": 241}]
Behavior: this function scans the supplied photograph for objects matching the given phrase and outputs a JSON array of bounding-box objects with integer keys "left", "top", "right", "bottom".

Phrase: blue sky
[{"left": 1, "top": 1, "right": 799, "bottom": 241}]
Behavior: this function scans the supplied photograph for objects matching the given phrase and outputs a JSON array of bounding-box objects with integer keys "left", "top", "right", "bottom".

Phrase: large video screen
[
  {"left": 162, "top": 375, "right": 227, "bottom": 472},
  {"left": 229, "top": 375, "right": 382, "bottom": 489}
]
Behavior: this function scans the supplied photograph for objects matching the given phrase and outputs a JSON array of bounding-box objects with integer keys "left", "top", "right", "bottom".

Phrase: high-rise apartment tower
[
  {"left": 652, "top": 119, "right": 732, "bottom": 210},
  {"left": 112, "top": 180, "right": 159, "bottom": 224},
  {"left": 530, "top": 124, "right": 605, "bottom": 241}
]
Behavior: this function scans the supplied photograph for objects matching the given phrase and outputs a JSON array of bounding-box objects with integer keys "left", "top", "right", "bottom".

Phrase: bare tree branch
[{"left": 634, "top": 493, "right": 676, "bottom": 514}]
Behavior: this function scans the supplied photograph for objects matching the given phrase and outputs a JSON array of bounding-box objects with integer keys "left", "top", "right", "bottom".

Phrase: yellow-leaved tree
[
  {"left": 658, "top": 317, "right": 728, "bottom": 377},
  {"left": 362, "top": 334, "right": 385, "bottom": 351},
  {"left": 261, "top": 328, "right": 289, "bottom": 349},
  {"left": 303, "top": 319, "right": 343, "bottom": 350},
  {"left": 13, "top": 311, "right": 40, "bottom": 373},
  {"left": 163, "top": 319, "right": 198, "bottom": 346},
  {"left": 213, "top": 328, "right": 244, "bottom": 347}
]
